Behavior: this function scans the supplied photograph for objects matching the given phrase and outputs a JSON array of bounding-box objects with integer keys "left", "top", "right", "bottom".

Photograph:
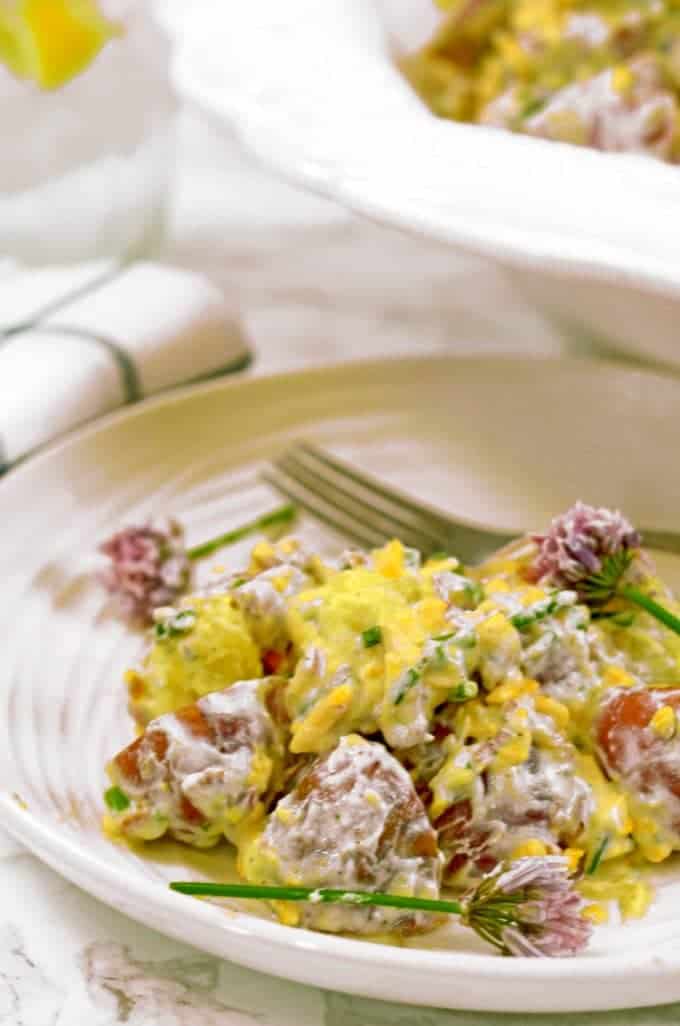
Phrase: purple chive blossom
[
  {"left": 99, "top": 519, "right": 191, "bottom": 626},
  {"left": 530, "top": 502, "right": 640, "bottom": 591},
  {"left": 463, "top": 856, "right": 592, "bottom": 958}
]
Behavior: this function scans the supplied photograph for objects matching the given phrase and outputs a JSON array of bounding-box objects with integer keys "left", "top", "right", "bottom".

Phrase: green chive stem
[
  {"left": 620, "top": 585, "right": 680, "bottom": 638},
  {"left": 361, "top": 626, "right": 382, "bottom": 648},
  {"left": 187, "top": 504, "right": 296, "bottom": 561},
  {"left": 586, "top": 836, "right": 609, "bottom": 876},
  {"left": 104, "top": 785, "right": 130, "bottom": 812},
  {"left": 449, "top": 680, "right": 479, "bottom": 703},
  {"left": 511, "top": 599, "right": 559, "bottom": 631},
  {"left": 169, "top": 881, "right": 464, "bottom": 915}
]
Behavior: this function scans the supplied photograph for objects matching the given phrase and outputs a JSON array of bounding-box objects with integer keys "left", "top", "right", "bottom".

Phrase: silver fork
[{"left": 262, "top": 441, "right": 680, "bottom": 565}]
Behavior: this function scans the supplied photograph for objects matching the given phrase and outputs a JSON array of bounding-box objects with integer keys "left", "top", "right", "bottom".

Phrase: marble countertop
[{"left": 4, "top": 107, "right": 679, "bottom": 1026}]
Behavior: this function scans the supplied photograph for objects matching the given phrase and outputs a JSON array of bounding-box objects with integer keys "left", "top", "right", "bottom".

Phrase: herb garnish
[
  {"left": 587, "top": 836, "right": 609, "bottom": 876},
  {"left": 394, "top": 667, "right": 421, "bottom": 705},
  {"left": 362, "top": 626, "right": 382, "bottom": 648},
  {"left": 464, "top": 581, "right": 484, "bottom": 607},
  {"left": 511, "top": 597, "right": 561, "bottom": 631},
  {"left": 104, "top": 786, "right": 130, "bottom": 812},
  {"left": 154, "top": 608, "right": 197, "bottom": 640},
  {"left": 170, "top": 855, "right": 591, "bottom": 957},
  {"left": 449, "top": 680, "right": 479, "bottom": 703}
]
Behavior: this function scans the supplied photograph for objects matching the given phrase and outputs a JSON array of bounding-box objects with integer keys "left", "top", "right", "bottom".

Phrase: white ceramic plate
[
  {"left": 4, "top": 355, "right": 680, "bottom": 1014},
  {"left": 161, "top": 0, "right": 680, "bottom": 369}
]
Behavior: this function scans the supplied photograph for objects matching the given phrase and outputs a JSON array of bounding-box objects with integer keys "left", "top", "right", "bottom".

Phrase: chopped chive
[
  {"left": 394, "top": 667, "right": 420, "bottom": 706},
  {"left": 361, "top": 626, "right": 382, "bottom": 648},
  {"left": 587, "top": 836, "right": 609, "bottom": 876},
  {"left": 173, "top": 609, "right": 196, "bottom": 629},
  {"left": 520, "top": 95, "right": 547, "bottom": 120},
  {"left": 434, "top": 643, "right": 448, "bottom": 668},
  {"left": 428, "top": 551, "right": 449, "bottom": 561},
  {"left": 449, "top": 680, "right": 479, "bottom": 703},
  {"left": 104, "top": 786, "right": 130, "bottom": 813},
  {"left": 155, "top": 608, "right": 196, "bottom": 640},
  {"left": 464, "top": 582, "right": 484, "bottom": 606},
  {"left": 454, "top": 632, "right": 478, "bottom": 649},
  {"left": 433, "top": 630, "right": 476, "bottom": 648},
  {"left": 511, "top": 598, "right": 559, "bottom": 631}
]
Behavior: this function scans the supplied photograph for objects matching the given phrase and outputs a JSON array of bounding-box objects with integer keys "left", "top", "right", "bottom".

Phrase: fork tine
[
  {"left": 297, "top": 441, "right": 517, "bottom": 562},
  {"left": 297, "top": 441, "right": 456, "bottom": 531},
  {"left": 261, "top": 466, "right": 387, "bottom": 550},
  {"left": 272, "top": 443, "right": 680, "bottom": 563},
  {"left": 275, "top": 448, "right": 446, "bottom": 554}
]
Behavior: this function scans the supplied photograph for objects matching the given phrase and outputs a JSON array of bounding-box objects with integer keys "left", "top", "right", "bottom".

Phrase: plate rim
[
  {"left": 4, "top": 790, "right": 680, "bottom": 989},
  {"left": 0, "top": 350, "right": 674, "bottom": 494},
  {"left": 6, "top": 351, "right": 680, "bottom": 1010}
]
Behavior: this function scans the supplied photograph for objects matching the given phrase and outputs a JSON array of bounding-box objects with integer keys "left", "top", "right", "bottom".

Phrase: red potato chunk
[
  {"left": 596, "top": 687, "right": 680, "bottom": 809},
  {"left": 429, "top": 743, "right": 593, "bottom": 885},
  {"left": 106, "top": 678, "right": 286, "bottom": 847},
  {"left": 240, "top": 735, "right": 443, "bottom": 935}
]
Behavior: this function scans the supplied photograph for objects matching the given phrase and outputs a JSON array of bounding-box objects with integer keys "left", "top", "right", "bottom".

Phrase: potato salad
[{"left": 103, "top": 503, "right": 680, "bottom": 944}]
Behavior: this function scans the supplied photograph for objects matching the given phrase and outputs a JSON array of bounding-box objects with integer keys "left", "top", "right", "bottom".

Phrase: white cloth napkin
[{"left": 0, "top": 261, "right": 250, "bottom": 472}]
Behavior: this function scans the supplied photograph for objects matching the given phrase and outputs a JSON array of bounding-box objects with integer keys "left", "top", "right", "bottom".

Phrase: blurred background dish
[
  {"left": 160, "top": 0, "right": 680, "bottom": 371},
  {"left": 401, "top": 2, "right": 680, "bottom": 164}
]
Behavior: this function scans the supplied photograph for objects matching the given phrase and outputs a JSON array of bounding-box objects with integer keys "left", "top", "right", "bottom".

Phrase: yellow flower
[{"left": 0, "top": 0, "right": 121, "bottom": 90}]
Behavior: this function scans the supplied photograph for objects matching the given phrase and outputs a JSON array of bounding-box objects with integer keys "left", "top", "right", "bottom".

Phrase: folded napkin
[{"left": 0, "top": 261, "right": 251, "bottom": 473}]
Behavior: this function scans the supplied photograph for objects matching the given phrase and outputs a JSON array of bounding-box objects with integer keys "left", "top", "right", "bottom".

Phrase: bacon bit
[
  {"left": 262, "top": 649, "right": 285, "bottom": 675},
  {"left": 432, "top": 721, "right": 453, "bottom": 744}
]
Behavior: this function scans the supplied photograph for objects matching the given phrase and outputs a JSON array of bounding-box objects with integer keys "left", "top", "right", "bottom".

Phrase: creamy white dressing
[
  {"left": 564, "top": 12, "right": 610, "bottom": 46},
  {"left": 110, "top": 678, "right": 284, "bottom": 846},
  {"left": 432, "top": 570, "right": 475, "bottom": 605},
  {"left": 248, "top": 737, "right": 442, "bottom": 934},
  {"left": 482, "top": 747, "right": 594, "bottom": 853},
  {"left": 522, "top": 620, "right": 598, "bottom": 700},
  {"left": 524, "top": 64, "right": 678, "bottom": 158}
]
